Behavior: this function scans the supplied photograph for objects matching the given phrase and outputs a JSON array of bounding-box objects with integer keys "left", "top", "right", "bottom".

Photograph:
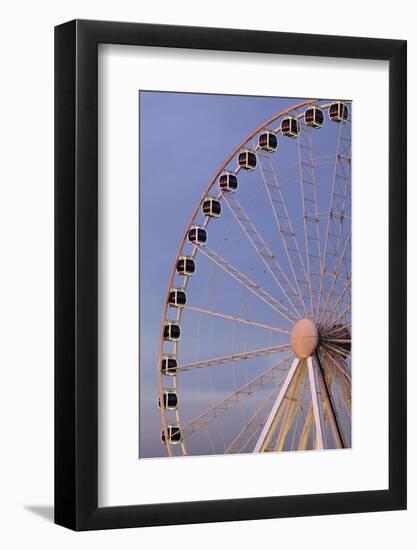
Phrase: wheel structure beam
[
  {"left": 320, "top": 274, "right": 352, "bottom": 327},
  {"left": 321, "top": 346, "right": 351, "bottom": 383},
  {"left": 320, "top": 349, "right": 351, "bottom": 447},
  {"left": 324, "top": 321, "right": 351, "bottom": 336},
  {"left": 253, "top": 357, "right": 301, "bottom": 452},
  {"left": 307, "top": 355, "right": 325, "bottom": 450},
  {"left": 224, "top": 384, "right": 280, "bottom": 454},
  {"left": 195, "top": 245, "right": 296, "bottom": 323},
  {"left": 322, "top": 342, "right": 350, "bottom": 359},
  {"left": 176, "top": 343, "right": 290, "bottom": 372},
  {"left": 273, "top": 362, "right": 306, "bottom": 451},
  {"left": 180, "top": 355, "right": 293, "bottom": 438},
  {"left": 183, "top": 304, "right": 290, "bottom": 334},
  {"left": 297, "top": 120, "right": 322, "bottom": 317},
  {"left": 315, "top": 352, "right": 345, "bottom": 448},
  {"left": 325, "top": 301, "right": 351, "bottom": 329},
  {"left": 298, "top": 406, "right": 314, "bottom": 450},
  {"left": 317, "top": 118, "right": 351, "bottom": 321},
  {"left": 258, "top": 155, "right": 310, "bottom": 317},
  {"left": 288, "top": 376, "right": 309, "bottom": 451},
  {"left": 223, "top": 193, "right": 302, "bottom": 319},
  {"left": 318, "top": 233, "right": 351, "bottom": 325}
]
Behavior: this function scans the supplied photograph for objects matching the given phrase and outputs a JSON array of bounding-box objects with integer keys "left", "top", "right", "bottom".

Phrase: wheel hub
[{"left": 290, "top": 319, "right": 319, "bottom": 359}]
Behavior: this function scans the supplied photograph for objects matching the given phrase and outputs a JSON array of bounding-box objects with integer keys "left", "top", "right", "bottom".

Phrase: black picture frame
[{"left": 55, "top": 19, "right": 407, "bottom": 531}]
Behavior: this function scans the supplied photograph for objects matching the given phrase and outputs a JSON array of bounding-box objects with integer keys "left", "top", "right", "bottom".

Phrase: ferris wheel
[{"left": 157, "top": 98, "right": 351, "bottom": 457}]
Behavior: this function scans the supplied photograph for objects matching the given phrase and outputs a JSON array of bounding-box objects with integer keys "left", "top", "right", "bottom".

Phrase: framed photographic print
[{"left": 55, "top": 20, "right": 407, "bottom": 530}]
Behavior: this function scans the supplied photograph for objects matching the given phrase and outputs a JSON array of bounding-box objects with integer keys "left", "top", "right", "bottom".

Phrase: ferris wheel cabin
[
  {"left": 304, "top": 106, "right": 324, "bottom": 128},
  {"left": 238, "top": 149, "right": 257, "bottom": 170},
  {"left": 168, "top": 287, "right": 187, "bottom": 308},
  {"left": 219, "top": 172, "right": 238, "bottom": 192},
  {"left": 202, "top": 196, "right": 222, "bottom": 218},
  {"left": 158, "top": 389, "right": 179, "bottom": 411},
  {"left": 176, "top": 255, "right": 195, "bottom": 276},
  {"left": 164, "top": 321, "right": 181, "bottom": 341},
  {"left": 161, "top": 424, "right": 182, "bottom": 445},
  {"left": 281, "top": 115, "right": 300, "bottom": 138},
  {"left": 161, "top": 354, "right": 177, "bottom": 376},
  {"left": 259, "top": 130, "right": 278, "bottom": 152},
  {"left": 188, "top": 225, "right": 207, "bottom": 245},
  {"left": 329, "top": 101, "right": 349, "bottom": 123}
]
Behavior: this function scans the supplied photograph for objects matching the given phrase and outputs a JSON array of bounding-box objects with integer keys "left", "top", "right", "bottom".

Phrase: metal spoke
[
  {"left": 323, "top": 321, "right": 351, "bottom": 337},
  {"left": 237, "top": 423, "right": 263, "bottom": 453},
  {"left": 324, "top": 355, "right": 351, "bottom": 440},
  {"left": 183, "top": 304, "right": 290, "bottom": 334},
  {"left": 315, "top": 352, "right": 345, "bottom": 448},
  {"left": 180, "top": 355, "right": 293, "bottom": 438},
  {"left": 273, "top": 363, "right": 307, "bottom": 451},
  {"left": 224, "top": 384, "right": 280, "bottom": 454},
  {"left": 297, "top": 120, "right": 322, "bottom": 316},
  {"left": 307, "top": 355, "right": 325, "bottom": 449},
  {"left": 320, "top": 274, "right": 351, "bottom": 327},
  {"left": 318, "top": 233, "right": 351, "bottom": 323},
  {"left": 195, "top": 245, "right": 296, "bottom": 323},
  {"left": 253, "top": 357, "right": 301, "bottom": 452},
  {"left": 332, "top": 367, "right": 351, "bottom": 417},
  {"left": 258, "top": 155, "right": 310, "bottom": 316},
  {"left": 316, "top": 119, "right": 351, "bottom": 321},
  {"left": 289, "top": 377, "right": 309, "bottom": 450},
  {"left": 321, "top": 347, "right": 351, "bottom": 382},
  {"left": 177, "top": 344, "right": 291, "bottom": 372},
  {"left": 322, "top": 342, "right": 351, "bottom": 359},
  {"left": 257, "top": 153, "right": 335, "bottom": 189},
  {"left": 325, "top": 301, "right": 351, "bottom": 329},
  {"left": 223, "top": 193, "right": 302, "bottom": 318},
  {"left": 298, "top": 406, "right": 314, "bottom": 450},
  {"left": 325, "top": 338, "right": 351, "bottom": 345}
]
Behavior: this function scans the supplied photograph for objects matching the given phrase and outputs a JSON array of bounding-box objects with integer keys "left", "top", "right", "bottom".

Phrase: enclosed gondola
[
  {"left": 281, "top": 115, "right": 300, "bottom": 138},
  {"left": 188, "top": 224, "right": 207, "bottom": 245},
  {"left": 161, "top": 354, "right": 177, "bottom": 376},
  {"left": 168, "top": 287, "right": 187, "bottom": 308},
  {"left": 164, "top": 320, "right": 181, "bottom": 341},
  {"left": 304, "top": 106, "right": 324, "bottom": 128},
  {"left": 202, "top": 196, "right": 221, "bottom": 218},
  {"left": 259, "top": 130, "right": 278, "bottom": 152},
  {"left": 161, "top": 424, "right": 182, "bottom": 445},
  {"left": 329, "top": 101, "right": 349, "bottom": 123},
  {"left": 158, "top": 389, "right": 178, "bottom": 411},
  {"left": 219, "top": 172, "right": 238, "bottom": 192},
  {"left": 176, "top": 255, "right": 195, "bottom": 276},
  {"left": 238, "top": 149, "right": 257, "bottom": 170}
]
